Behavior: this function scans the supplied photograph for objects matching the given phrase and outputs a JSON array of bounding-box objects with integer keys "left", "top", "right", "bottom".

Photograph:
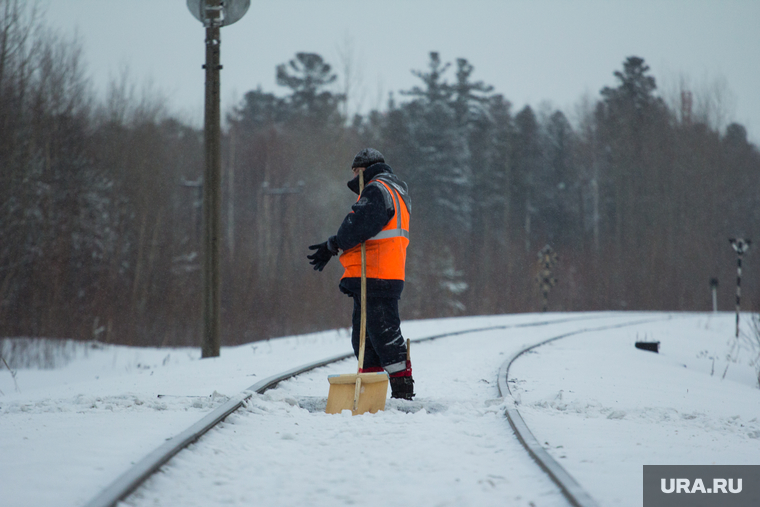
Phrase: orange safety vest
[{"left": 339, "top": 178, "right": 410, "bottom": 281}]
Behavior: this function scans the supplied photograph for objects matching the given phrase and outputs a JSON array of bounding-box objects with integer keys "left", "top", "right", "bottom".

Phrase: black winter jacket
[{"left": 333, "top": 162, "right": 410, "bottom": 299}]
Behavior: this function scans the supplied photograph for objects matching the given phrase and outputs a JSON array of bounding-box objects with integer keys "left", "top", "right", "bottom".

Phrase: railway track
[{"left": 84, "top": 313, "right": 667, "bottom": 507}]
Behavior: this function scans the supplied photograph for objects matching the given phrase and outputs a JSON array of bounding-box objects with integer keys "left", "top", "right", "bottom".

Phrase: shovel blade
[{"left": 325, "top": 372, "right": 389, "bottom": 415}]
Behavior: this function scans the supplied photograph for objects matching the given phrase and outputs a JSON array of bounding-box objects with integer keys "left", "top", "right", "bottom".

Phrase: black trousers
[{"left": 351, "top": 295, "right": 407, "bottom": 374}]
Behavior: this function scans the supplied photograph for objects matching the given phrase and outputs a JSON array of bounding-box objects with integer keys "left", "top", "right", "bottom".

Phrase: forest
[{"left": 2, "top": 0, "right": 759, "bottom": 346}]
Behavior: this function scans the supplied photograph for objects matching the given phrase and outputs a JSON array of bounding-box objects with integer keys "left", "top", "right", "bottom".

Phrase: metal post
[
  {"left": 710, "top": 278, "right": 719, "bottom": 313},
  {"left": 536, "top": 245, "right": 558, "bottom": 312},
  {"left": 202, "top": 0, "right": 222, "bottom": 358},
  {"left": 735, "top": 255, "right": 742, "bottom": 338},
  {"left": 729, "top": 238, "right": 751, "bottom": 339}
]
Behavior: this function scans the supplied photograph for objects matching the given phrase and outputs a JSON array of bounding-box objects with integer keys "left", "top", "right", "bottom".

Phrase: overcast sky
[{"left": 44, "top": 0, "right": 760, "bottom": 143}]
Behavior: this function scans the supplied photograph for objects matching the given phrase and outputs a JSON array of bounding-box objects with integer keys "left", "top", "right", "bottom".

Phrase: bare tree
[{"left": 334, "top": 32, "right": 366, "bottom": 122}]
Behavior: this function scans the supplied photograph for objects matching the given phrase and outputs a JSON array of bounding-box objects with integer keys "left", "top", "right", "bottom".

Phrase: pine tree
[
  {"left": 595, "top": 56, "right": 670, "bottom": 307},
  {"left": 231, "top": 86, "right": 288, "bottom": 130},
  {"left": 397, "top": 52, "right": 472, "bottom": 314},
  {"left": 540, "top": 110, "right": 578, "bottom": 246},
  {"left": 452, "top": 58, "right": 493, "bottom": 128},
  {"left": 512, "top": 105, "right": 542, "bottom": 253},
  {"left": 275, "top": 52, "right": 344, "bottom": 124}
]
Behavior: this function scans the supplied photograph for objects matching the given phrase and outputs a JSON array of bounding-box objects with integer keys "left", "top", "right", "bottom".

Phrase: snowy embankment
[
  {"left": 511, "top": 313, "right": 760, "bottom": 506},
  {"left": 1, "top": 312, "right": 758, "bottom": 507}
]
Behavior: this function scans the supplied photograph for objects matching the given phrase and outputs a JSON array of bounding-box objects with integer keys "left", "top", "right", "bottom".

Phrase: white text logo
[{"left": 661, "top": 478, "right": 742, "bottom": 494}]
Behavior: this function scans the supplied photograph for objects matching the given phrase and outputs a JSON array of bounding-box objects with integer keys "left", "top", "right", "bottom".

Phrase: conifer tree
[
  {"left": 512, "top": 105, "right": 542, "bottom": 253},
  {"left": 540, "top": 110, "right": 578, "bottom": 246},
  {"left": 398, "top": 52, "right": 472, "bottom": 314},
  {"left": 232, "top": 86, "right": 288, "bottom": 130},
  {"left": 276, "top": 52, "right": 344, "bottom": 124},
  {"left": 452, "top": 58, "right": 493, "bottom": 128}
]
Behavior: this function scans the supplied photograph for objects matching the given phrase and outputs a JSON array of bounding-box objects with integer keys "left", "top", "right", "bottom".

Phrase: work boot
[{"left": 390, "top": 375, "right": 415, "bottom": 400}]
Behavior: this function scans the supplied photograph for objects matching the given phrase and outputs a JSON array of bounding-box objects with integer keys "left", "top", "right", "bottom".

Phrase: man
[{"left": 307, "top": 148, "right": 414, "bottom": 400}]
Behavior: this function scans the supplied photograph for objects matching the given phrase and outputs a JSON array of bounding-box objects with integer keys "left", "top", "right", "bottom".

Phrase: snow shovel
[{"left": 325, "top": 170, "right": 389, "bottom": 415}]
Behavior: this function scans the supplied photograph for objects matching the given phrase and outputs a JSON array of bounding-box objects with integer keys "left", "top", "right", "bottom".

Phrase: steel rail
[
  {"left": 81, "top": 351, "right": 350, "bottom": 507},
  {"left": 497, "top": 314, "right": 673, "bottom": 507},
  {"left": 83, "top": 312, "right": 619, "bottom": 507}
]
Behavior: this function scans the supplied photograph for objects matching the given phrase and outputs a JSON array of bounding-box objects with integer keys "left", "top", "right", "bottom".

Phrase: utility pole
[
  {"left": 187, "top": 0, "right": 250, "bottom": 358},
  {"left": 202, "top": 3, "right": 222, "bottom": 359}
]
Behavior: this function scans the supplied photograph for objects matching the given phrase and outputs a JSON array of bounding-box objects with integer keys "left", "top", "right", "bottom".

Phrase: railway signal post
[
  {"left": 536, "top": 245, "right": 559, "bottom": 312},
  {"left": 729, "top": 238, "right": 751, "bottom": 339}
]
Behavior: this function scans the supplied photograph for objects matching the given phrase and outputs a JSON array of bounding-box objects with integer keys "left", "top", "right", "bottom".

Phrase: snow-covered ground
[
  {"left": 510, "top": 312, "right": 760, "bottom": 506},
  {"left": 1, "top": 312, "right": 758, "bottom": 507}
]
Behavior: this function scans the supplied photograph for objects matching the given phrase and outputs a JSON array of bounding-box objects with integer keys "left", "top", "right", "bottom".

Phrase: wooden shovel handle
[{"left": 357, "top": 170, "right": 367, "bottom": 372}]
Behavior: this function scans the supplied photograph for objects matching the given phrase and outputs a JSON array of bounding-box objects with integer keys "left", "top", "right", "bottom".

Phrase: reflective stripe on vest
[
  {"left": 369, "top": 228, "right": 410, "bottom": 241},
  {"left": 367, "top": 179, "right": 408, "bottom": 241},
  {"left": 339, "top": 178, "right": 410, "bottom": 281}
]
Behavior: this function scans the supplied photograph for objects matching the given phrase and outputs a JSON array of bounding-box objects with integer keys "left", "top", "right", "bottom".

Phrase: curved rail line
[
  {"left": 497, "top": 314, "right": 673, "bottom": 507},
  {"left": 83, "top": 313, "right": 656, "bottom": 507}
]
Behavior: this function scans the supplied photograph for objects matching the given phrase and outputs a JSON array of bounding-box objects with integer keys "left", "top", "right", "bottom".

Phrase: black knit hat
[{"left": 351, "top": 148, "right": 385, "bottom": 168}]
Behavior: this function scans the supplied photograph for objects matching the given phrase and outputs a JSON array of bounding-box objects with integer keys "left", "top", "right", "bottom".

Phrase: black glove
[{"left": 307, "top": 236, "right": 339, "bottom": 271}]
